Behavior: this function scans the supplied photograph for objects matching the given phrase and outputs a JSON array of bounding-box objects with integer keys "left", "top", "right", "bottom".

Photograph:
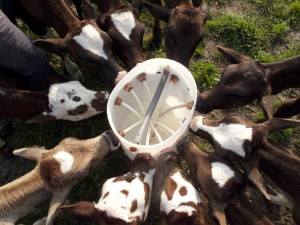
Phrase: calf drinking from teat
[
  {"left": 189, "top": 114, "right": 300, "bottom": 201},
  {"left": 151, "top": 148, "right": 218, "bottom": 225},
  {"left": 60, "top": 152, "right": 156, "bottom": 225},
  {"left": 78, "top": 0, "right": 145, "bottom": 70},
  {"left": 143, "top": 0, "right": 210, "bottom": 68},
  {"left": 196, "top": 45, "right": 300, "bottom": 119},
  {"left": 176, "top": 137, "right": 245, "bottom": 225},
  {"left": 0, "top": 130, "right": 120, "bottom": 225},
  {"left": 0, "top": 81, "right": 110, "bottom": 122},
  {"left": 10, "top": 0, "right": 127, "bottom": 84}
]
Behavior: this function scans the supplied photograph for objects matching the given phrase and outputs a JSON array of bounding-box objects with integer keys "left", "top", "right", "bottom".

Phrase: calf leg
[
  {"left": 273, "top": 97, "right": 300, "bottom": 118},
  {"left": 46, "top": 188, "right": 70, "bottom": 225}
]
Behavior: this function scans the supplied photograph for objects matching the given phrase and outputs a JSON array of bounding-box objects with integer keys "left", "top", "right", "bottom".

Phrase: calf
[
  {"left": 258, "top": 141, "right": 300, "bottom": 224},
  {"left": 196, "top": 45, "right": 300, "bottom": 119},
  {"left": 143, "top": 0, "right": 209, "bottom": 68},
  {"left": 146, "top": 0, "right": 204, "bottom": 48},
  {"left": 10, "top": 0, "right": 126, "bottom": 84},
  {"left": 0, "top": 130, "right": 120, "bottom": 225},
  {"left": 60, "top": 153, "right": 156, "bottom": 225},
  {"left": 176, "top": 137, "right": 245, "bottom": 225},
  {"left": 80, "top": 0, "right": 145, "bottom": 69},
  {"left": 151, "top": 148, "right": 218, "bottom": 225},
  {"left": 189, "top": 115, "right": 300, "bottom": 201},
  {"left": 0, "top": 81, "right": 109, "bottom": 122}
]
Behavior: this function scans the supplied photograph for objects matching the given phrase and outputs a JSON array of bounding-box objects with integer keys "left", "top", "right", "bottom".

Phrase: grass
[{"left": 1, "top": 0, "right": 300, "bottom": 224}]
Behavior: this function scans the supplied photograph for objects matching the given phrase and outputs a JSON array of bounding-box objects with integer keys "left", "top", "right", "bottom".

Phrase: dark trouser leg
[{"left": 0, "top": 9, "right": 60, "bottom": 91}]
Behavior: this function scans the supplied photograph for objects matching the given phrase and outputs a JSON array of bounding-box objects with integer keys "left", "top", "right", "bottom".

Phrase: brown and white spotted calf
[
  {"left": 0, "top": 81, "right": 109, "bottom": 122},
  {"left": 60, "top": 153, "right": 156, "bottom": 225},
  {"left": 151, "top": 148, "right": 218, "bottom": 225},
  {"left": 0, "top": 130, "right": 120, "bottom": 225},
  {"left": 10, "top": 0, "right": 127, "bottom": 84},
  {"left": 143, "top": 0, "right": 209, "bottom": 68},
  {"left": 189, "top": 115, "right": 300, "bottom": 202},
  {"left": 176, "top": 137, "right": 245, "bottom": 225},
  {"left": 79, "top": 0, "right": 145, "bottom": 70},
  {"left": 196, "top": 45, "right": 300, "bottom": 119}
]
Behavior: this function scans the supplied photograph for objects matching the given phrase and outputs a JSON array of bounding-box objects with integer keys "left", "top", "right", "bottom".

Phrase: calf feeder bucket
[{"left": 107, "top": 58, "right": 197, "bottom": 160}]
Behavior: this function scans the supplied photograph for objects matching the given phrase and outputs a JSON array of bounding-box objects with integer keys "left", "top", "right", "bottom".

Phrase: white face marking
[
  {"left": 189, "top": 116, "right": 252, "bottom": 157},
  {"left": 95, "top": 169, "right": 156, "bottom": 222},
  {"left": 211, "top": 162, "right": 234, "bottom": 188},
  {"left": 73, "top": 24, "right": 108, "bottom": 59},
  {"left": 45, "top": 81, "right": 108, "bottom": 121},
  {"left": 111, "top": 11, "right": 136, "bottom": 40},
  {"left": 53, "top": 151, "right": 74, "bottom": 173},
  {"left": 160, "top": 171, "right": 201, "bottom": 216}
]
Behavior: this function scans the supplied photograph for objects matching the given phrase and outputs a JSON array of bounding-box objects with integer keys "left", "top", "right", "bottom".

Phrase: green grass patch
[
  {"left": 205, "top": 12, "right": 268, "bottom": 56},
  {"left": 191, "top": 61, "right": 220, "bottom": 92}
]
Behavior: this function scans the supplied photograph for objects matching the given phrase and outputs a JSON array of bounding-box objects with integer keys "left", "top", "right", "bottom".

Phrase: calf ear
[
  {"left": 131, "top": 0, "right": 143, "bottom": 16},
  {"left": 143, "top": 3, "right": 171, "bottom": 23},
  {"left": 13, "top": 147, "right": 48, "bottom": 161},
  {"left": 216, "top": 45, "right": 251, "bottom": 64},
  {"left": 33, "top": 39, "right": 68, "bottom": 57},
  {"left": 80, "top": 0, "right": 97, "bottom": 20},
  {"left": 263, "top": 118, "right": 300, "bottom": 134},
  {"left": 26, "top": 114, "right": 57, "bottom": 124},
  {"left": 200, "top": 2, "right": 210, "bottom": 21},
  {"left": 258, "top": 84, "right": 273, "bottom": 120},
  {"left": 60, "top": 201, "right": 97, "bottom": 219}
]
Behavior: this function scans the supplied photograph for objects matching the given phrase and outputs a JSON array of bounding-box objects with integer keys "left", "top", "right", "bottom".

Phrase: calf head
[
  {"left": 12, "top": 130, "right": 119, "bottom": 225},
  {"left": 197, "top": 45, "right": 271, "bottom": 118},
  {"left": 89, "top": 0, "right": 145, "bottom": 69},
  {"left": 26, "top": 81, "right": 110, "bottom": 123},
  {"left": 82, "top": 1, "right": 144, "bottom": 69},
  {"left": 144, "top": 0, "right": 209, "bottom": 68},
  {"left": 33, "top": 20, "right": 126, "bottom": 86},
  {"left": 60, "top": 153, "right": 156, "bottom": 225},
  {"left": 13, "top": 130, "right": 119, "bottom": 191}
]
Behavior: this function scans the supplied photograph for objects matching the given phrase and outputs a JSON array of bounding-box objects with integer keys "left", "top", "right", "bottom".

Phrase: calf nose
[
  {"left": 102, "top": 130, "right": 120, "bottom": 151},
  {"left": 196, "top": 95, "right": 211, "bottom": 113}
]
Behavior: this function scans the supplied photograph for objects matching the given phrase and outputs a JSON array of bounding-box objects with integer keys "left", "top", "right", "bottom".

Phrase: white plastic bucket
[{"left": 107, "top": 58, "right": 197, "bottom": 160}]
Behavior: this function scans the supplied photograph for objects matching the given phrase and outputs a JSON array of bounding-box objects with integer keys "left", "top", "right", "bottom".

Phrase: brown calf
[
  {"left": 258, "top": 141, "right": 300, "bottom": 224},
  {"left": 60, "top": 153, "right": 156, "bottom": 225},
  {"left": 143, "top": 0, "right": 209, "bottom": 68},
  {"left": 189, "top": 115, "right": 300, "bottom": 201},
  {"left": 146, "top": 0, "right": 204, "bottom": 48},
  {"left": 80, "top": 0, "right": 145, "bottom": 69},
  {"left": 196, "top": 45, "right": 300, "bottom": 119},
  {"left": 176, "top": 137, "right": 245, "bottom": 225},
  {"left": 225, "top": 191, "right": 274, "bottom": 225},
  {"left": 0, "top": 81, "right": 109, "bottom": 123},
  {"left": 0, "top": 130, "right": 120, "bottom": 225},
  {"left": 151, "top": 148, "right": 218, "bottom": 225},
  {"left": 11, "top": 0, "right": 126, "bottom": 84}
]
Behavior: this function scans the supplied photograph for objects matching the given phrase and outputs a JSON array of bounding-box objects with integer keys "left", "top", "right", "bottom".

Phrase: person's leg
[{"left": 0, "top": 9, "right": 62, "bottom": 91}]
